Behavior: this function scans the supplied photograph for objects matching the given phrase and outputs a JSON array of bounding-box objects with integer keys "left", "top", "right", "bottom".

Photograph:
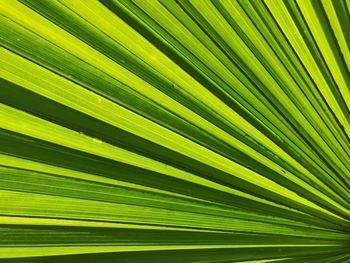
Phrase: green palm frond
[{"left": 0, "top": 0, "right": 349, "bottom": 262}]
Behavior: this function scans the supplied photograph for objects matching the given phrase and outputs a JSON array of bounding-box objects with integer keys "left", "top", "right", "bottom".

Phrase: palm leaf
[{"left": 0, "top": 0, "right": 349, "bottom": 262}]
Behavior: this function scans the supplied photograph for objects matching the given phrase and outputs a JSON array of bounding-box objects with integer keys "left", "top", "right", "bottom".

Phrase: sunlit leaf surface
[{"left": 0, "top": 0, "right": 349, "bottom": 262}]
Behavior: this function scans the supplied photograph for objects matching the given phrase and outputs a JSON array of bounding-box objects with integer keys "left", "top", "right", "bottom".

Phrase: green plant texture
[{"left": 0, "top": 0, "right": 349, "bottom": 262}]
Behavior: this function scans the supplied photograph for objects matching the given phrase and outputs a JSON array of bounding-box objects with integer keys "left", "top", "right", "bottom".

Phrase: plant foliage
[{"left": 0, "top": 0, "right": 349, "bottom": 262}]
